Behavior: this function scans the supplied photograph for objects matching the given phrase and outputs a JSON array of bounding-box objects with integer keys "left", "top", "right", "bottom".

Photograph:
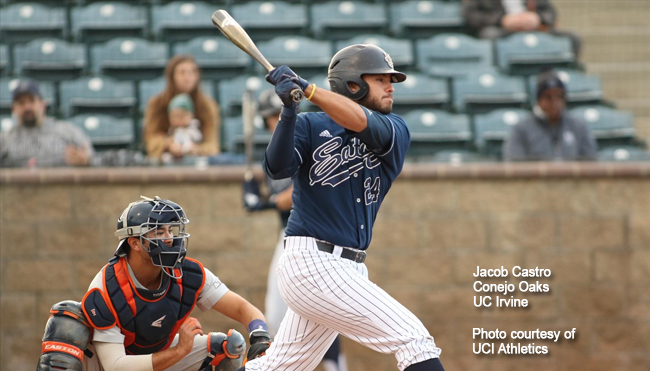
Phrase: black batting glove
[{"left": 246, "top": 329, "right": 271, "bottom": 361}]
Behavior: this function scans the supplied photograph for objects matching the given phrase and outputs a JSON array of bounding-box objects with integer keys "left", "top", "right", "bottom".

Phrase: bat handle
[{"left": 291, "top": 89, "right": 304, "bottom": 103}]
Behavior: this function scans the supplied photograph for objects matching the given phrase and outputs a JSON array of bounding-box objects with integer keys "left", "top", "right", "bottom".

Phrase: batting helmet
[
  {"left": 328, "top": 44, "right": 406, "bottom": 101},
  {"left": 258, "top": 89, "right": 283, "bottom": 119},
  {"left": 114, "top": 196, "right": 190, "bottom": 279}
]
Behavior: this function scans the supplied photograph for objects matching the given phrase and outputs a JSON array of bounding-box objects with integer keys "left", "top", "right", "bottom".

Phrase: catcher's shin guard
[
  {"left": 36, "top": 301, "right": 91, "bottom": 371},
  {"left": 199, "top": 330, "right": 247, "bottom": 371}
]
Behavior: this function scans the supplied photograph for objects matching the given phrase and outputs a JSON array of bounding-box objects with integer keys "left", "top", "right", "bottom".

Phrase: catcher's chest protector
[{"left": 82, "top": 257, "right": 205, "bottom": 355}]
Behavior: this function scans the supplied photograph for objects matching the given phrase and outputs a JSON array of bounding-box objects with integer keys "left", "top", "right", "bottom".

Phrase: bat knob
[{"left": 291, "top": 89, "right": 304, "bottom": 103}]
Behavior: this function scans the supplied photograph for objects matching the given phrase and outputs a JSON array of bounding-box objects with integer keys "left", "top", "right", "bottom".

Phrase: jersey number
[{"left": 364, "top": 177, "right": 380, "bottom": 205}]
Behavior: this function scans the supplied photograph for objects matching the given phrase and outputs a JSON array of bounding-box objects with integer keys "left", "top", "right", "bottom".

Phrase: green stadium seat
[
  {"left": 173, "top": 37, "right": 251, "bottom": 80},
  {"left": 335, "top": 35, "right": 413, "bottom": 69},
  {"left": 416, "top": 33, "right": 492, "bottom": 78},
  {"left": 452, "top": 70, "right": 528, "bottom": 113},
  {"left": 426, "top": 149, "right": 493, "bottom": 164},
  {"left": 222, "top": 115, "right": 272, "bottom": 160},
  {"left": 496, "top": 32, "right": 576, "bottom": 75},
  {"left": 597, "top": 146, "right": 650, "bottom": 162},
  {"left": 0, "top": 45, "right": 9, "bottom": 75},
  {"left": 13, "top": 39, "right": 86, "bottom": 81},
  {"left": 390, "top": 0, "right": 464, "bottom": 39},
  {"left": 91, "top": 38, "right": 168, "bottom": 80},
  {"left": 138, "top": 76, "right": 215, "bottom": 113},
  {"left": 231, "top": 1, "right": 308, "bottom": 41},
  {"left": 257, "top": 36, "right": 332, "bottom": 77},
  {"left": 218, "top": 75, "right": 267, "bottom": 116},
  {"left": 60, "top": 75, "right": 136, "bottom": 117},
  {"left": 70, "top": 113, "right": 135, "bottom": 149},
  {"left": 527, "top": 69, "right": 603, "bottom": 107},
  {"left": 570, "top": 105, "right": 636, "bottom": 146},
  {"left": 392, "top": 72, "right": 449, "bottom": 113},
  {"left": 152, "top": 2, "right": 218, "bottom": 43},
  {"left": 0, "top": 3, "right": 67, "bottom": 43},
  {"left": 72, "top": 2, "right": 148, "bottom": 43},
  {"left": 402, "top": 109, "right": 472, "bottom": 157},
  {"left": 473, "top": 108, "right": 532, "bottom": 157},
  {"left": 0, "top": 77, "right": 56, "bottom": 115},
  {"left": 311, "top": 1, "right": 387, "bottom": 40}
]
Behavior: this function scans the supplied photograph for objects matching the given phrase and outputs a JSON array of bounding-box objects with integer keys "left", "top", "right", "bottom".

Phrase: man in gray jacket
[
  {"left": 502, "top": 70, "right": 597, "bottom": 161},
  {"left": 0, "top": 80, "right": 94, "bottom": 167}
]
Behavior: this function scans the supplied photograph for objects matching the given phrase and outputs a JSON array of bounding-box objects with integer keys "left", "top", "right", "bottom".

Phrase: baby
[{"left": 165, "top": 93, "right": 202, "bottom": 161}]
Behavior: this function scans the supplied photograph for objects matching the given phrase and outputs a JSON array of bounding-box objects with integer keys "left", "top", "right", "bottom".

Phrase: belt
[{"left": 315, "top": 241, "right": 367, "bottom": 264}]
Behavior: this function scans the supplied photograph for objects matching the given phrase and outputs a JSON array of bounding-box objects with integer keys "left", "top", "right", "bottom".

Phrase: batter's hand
[
  {"left": 266, "top": 65, "right": 297, "bottom": 85},
  {"left": 176, "top": 317, "right": 203, "bottom": 357},
  {"left": 246, "top": 329, "right": 271, "bottom": 362},
  {"left": 275, "top": 77, "right": 302, "bottom": 108}
]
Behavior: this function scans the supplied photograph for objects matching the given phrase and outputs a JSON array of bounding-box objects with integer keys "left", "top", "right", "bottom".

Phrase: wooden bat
[{"left": 211, "top": 10, "right": 304, "bottom": 103}]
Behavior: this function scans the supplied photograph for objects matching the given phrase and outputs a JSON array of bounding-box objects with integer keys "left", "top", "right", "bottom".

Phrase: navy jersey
[{"left": 264, "top": 107, "right": 410, "bottom": 250}]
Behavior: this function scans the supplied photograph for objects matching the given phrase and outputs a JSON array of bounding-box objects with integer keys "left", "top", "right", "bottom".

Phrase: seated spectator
[
  {"left": 0, "top": 80, "right": 94, "bottom": 168},
  {"left": 161, "top": 93, "right": 203, "bottom": 164},
  {"left": 462, "top": 0, "right": 581, "bottom": 57},
  {"left": 144, "top": 55, "right": 220, "bottom": 162},
  {"left": 502, "top": 70, "right": 597, "bottom": 161}
]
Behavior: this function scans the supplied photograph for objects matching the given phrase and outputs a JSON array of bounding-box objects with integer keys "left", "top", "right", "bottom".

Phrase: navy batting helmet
[
  {"left": 258, "top": 89, "right": 283, "bottom": 119},
  {"left": 114, "top": 196, "right": 190, "bottom": 279},
  {"left": 328, "top": 44, "right": 406, "bottom": 101}
]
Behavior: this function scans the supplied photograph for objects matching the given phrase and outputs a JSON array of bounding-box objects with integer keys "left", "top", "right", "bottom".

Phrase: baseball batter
[{"left": 241, "top": 45, "right": 445, "bottom": 371}]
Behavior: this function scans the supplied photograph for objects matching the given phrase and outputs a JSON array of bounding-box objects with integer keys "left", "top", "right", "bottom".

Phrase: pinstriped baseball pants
[{"left": 245, "top": 236, "right": 442, "bottom": 371}]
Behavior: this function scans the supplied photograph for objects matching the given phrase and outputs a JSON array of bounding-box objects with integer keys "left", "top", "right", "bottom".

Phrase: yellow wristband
[{"left": 306, "top": 84, "right": 317, "bottom": 101}]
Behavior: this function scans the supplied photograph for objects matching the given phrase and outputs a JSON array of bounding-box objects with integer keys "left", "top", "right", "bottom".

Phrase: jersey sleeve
[
  {"left": 368, "top": 113, "right": 410, "bottom": 181},
  {"left": 196, "top": 267, "right": 229, "bottom": 312},
  {"left": 263, "top": 113, "right": 311, "bottom": 179}
]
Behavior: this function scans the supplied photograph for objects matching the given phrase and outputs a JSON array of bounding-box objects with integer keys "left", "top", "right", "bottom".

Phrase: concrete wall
[{"left": 1, "top": 166, "right": 649, "bottom": 371}]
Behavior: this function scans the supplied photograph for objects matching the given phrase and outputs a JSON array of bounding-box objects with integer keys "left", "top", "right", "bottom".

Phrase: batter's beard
[
  {"left": 21, "top": 111, "right": 37, "bottom": 127},
  {"left": 358, "top": 94, "right": 392, "bottom": 115}
]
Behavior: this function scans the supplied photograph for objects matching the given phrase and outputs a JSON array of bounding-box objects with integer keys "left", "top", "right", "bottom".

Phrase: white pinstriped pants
[{"left": 245, "top": 236, "right": 442, "bottom": 371}]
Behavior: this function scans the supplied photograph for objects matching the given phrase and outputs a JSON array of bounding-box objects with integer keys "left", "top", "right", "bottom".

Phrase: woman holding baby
[{"left": 143, "top": 55, "right": 221, "bottom": 163}]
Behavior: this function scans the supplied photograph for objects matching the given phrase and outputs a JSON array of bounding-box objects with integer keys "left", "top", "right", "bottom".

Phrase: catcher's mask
[{"left": 114, "top": 196, "right": 190, "bottom": 279}]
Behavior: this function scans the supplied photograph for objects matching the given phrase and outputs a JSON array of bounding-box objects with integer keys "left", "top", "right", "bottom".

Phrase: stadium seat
[
  {"left": 72, "top": 2, "right": 148, "bottom": 43},
  {"left": 91, "top": 38, "right": 168, "bottom": 80},
  {"left": 257, "top": 36, "right": 332, "bottom": 77},
  {"left": 0, "top": 77, "right": 56, "bottom": 115},
  {"left": 390, "top": 0, "right": 464, "bottom": 39},
  {"left": 0, "top": 3, "right": 67, "bottom": 43},
  {"left": 527, "top": 69, "right": 603, "bottom": 107},
  {"left": 452, "top": 70, "right": 528, "bottom": 113},
  {"left": 70, "top": 113, "right": 135, "bottom": 149},
  {"left": 570, "top": 105, "right": 636, "bottom": 146},
  {"left": 597, "top": 146, "right": 650, "bottom": 162},
  {"left": 0, "top": 45, "right": 8, "bottom": 75},
  {"left": 173, "top": 37, "right": 251, "bottom": 80},
  {"left": 231, "top": 1, "right": 308, "bottom": 41},
  {"left": 426, "top": 149, "right": 493, "bottom": 164},
  {"left": 299, "top": 74, "right": 330, "bottom": 112},
  {"left": 311, "top": 1, "right": 387, "bottom": 40},
  {"left": 392, "top": 72, "right": 449, "bottom": 113},
  {"left": 335, "top": 35, "right": 413, "bottom": 69},
  {"left": 218, "top": 75, "right": 266, "bottom": 117},
  {"left": 138, "top": 76, "right": 215, "bottom": 113},
  {"left": 416, "top": 34, "right": 493, "bottom": 78},
  {"left": 496, "top": 32, "right": 576, "bottom": 75},
  {"left": 473, "top": 108, "right": 532, "bottom": 157},
  {"left": 152, "top": 2, "right": 219, "bottom": 43},
  {"left": 222, "top": 115, "right": 272, "bottom": 160},
  {"left": 60, "top": 75, "right": 136, "bottom": 117},
  {"left": 13, "top": 39, "right": 86, "bottom": 81},
  {"left": 402, "top": 109, "right": 472, "bottom": 157}
]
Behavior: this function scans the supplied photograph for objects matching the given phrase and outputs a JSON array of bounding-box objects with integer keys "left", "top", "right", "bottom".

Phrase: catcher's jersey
[{"left": 267, "top": 109, "right": 410, "bottom": 250}]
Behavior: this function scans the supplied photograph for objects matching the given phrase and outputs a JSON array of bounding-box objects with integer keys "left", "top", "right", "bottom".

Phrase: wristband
[
  {"left": 306, "top": 84, "right": 317, "bottom": 101},
  {"left": 248, "top": 319, "right": 268, "bottom": 333}
]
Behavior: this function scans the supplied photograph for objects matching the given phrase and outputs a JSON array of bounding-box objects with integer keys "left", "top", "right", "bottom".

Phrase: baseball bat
[{"left": 211, "top": 10, "right": 304, "bottom": 103}]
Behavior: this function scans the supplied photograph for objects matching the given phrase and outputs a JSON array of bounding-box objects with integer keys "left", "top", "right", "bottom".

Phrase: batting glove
[
  {"left": 274, "top": 77, "right": 302, "bottom": 108},
  {"left": 246, "top": 329, "right": 271, "bottom": 362},
  {"left": 266, "top": 65, "right": 309, "bottom": 91}
]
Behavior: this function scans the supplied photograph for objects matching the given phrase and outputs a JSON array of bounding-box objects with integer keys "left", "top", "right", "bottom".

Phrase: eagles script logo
[{"left": 383, "top": 51, "right": 394, "bottom": 69}]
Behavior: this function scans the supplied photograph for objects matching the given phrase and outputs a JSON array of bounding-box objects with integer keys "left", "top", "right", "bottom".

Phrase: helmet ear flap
[{"left": 329, "top": 74, "right": 369, "bottom": 101}]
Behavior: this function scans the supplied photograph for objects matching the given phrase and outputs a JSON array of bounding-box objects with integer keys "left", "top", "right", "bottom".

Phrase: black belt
[{"left": 315, "top": 241, "right": 367, "bottom": 263}]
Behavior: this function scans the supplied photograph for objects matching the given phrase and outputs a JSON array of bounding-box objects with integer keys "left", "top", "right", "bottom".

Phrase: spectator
[
  {"left": 462, "top": 0, "right": 581, "bottom": 57},
  {"left": 144, "top": 55, "right": 220, "bottom": 162},
  {"left": 502, "top": 70, "right": 597, "bottom": 161},
  {"left": 0, "top": 80, "right": 93, "bottom": 168},
  {"left": 161, "top": 93, "right": 203, "bottom": 164}
]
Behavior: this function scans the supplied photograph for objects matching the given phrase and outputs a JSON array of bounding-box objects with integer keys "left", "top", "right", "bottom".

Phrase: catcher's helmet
[
  {"left": 328, "top": 44, "right": 406, "bottom": 101},
  {"left": 114, "top": 196, "right": 190, "bottom": 279}
]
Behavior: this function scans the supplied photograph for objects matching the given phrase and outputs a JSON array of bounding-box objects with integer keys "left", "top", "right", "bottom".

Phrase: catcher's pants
[
  {"left": 245, "top": 236, "right": 442, "bottom": 371},
  {"left": 83, "top": 334, "right": 210, "bottom": 371}
]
